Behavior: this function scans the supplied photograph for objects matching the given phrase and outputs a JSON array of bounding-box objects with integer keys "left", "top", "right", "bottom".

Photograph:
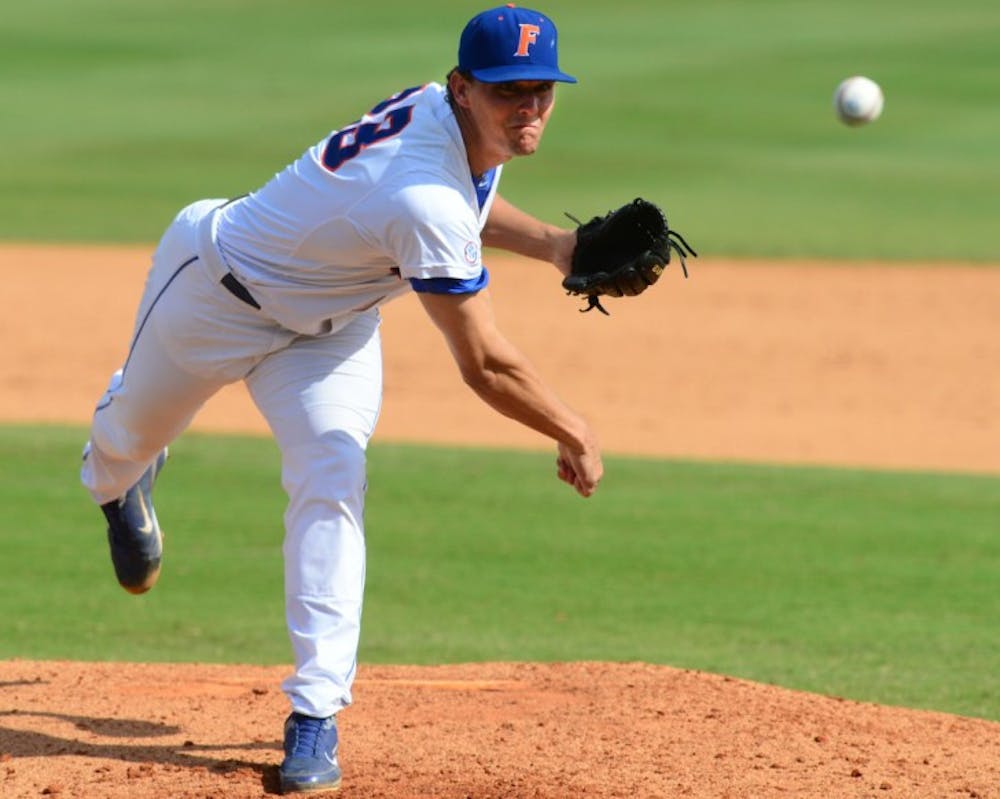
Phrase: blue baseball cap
[{"left": 458, "top": 5, "right": 577, "bottom": 84}]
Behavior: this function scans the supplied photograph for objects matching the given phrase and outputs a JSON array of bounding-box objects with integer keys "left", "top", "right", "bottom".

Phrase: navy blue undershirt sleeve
[{"left": 409, "top": 267, "right": 490, "bottom": 295}]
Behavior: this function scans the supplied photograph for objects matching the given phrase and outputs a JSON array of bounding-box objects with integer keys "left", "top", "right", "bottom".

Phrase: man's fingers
[{"left": 556, "top": 456, "right": 575, "bottom": 483}]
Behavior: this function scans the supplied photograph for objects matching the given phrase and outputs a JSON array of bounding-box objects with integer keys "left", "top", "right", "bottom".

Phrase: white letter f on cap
[{"left": 514, "top": 23, "right": 540, "bottom": 56}]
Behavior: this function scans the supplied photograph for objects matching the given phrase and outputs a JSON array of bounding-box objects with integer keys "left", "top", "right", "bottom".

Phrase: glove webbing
[
  {"left": 664, "top": 230, "right": 697, "bottom": 278},
  {"left": 583, "top": 294, "right": 611, "bottom": 315}
]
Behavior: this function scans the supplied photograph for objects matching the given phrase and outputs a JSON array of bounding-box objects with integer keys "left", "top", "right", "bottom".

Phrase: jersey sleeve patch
[{"left": 409, "top": 267, "right": 489, "bottom": 295}]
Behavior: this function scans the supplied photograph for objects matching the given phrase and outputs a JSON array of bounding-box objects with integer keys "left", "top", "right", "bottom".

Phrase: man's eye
[{"left": 494, "top": 83, "right": 552, "bottom": 99}]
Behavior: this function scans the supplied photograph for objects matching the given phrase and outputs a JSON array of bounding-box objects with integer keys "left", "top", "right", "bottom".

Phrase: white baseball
[{"left": 833, "top": 76, "right": 884, "bottom": 126}]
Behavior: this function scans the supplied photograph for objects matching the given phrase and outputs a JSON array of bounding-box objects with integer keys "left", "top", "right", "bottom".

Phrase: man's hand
[{"left": 556, "top": 438, "right": 602, "bottom": 498}]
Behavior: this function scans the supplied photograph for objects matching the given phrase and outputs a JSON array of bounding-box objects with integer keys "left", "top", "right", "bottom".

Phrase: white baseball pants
[{"left": 81, "top": 199, "right": 383, "bottom": 717}]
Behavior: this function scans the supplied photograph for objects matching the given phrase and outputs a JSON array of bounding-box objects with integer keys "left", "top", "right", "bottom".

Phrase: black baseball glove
[{"left": 562, "top": 198, "right": 697, "bottom": 315}]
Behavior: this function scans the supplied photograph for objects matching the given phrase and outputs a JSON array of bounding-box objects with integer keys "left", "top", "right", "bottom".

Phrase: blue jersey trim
[
  {"left": 474, "top": 168, "right": 497, "bottom": 211},
  {"left": 409, "top": 267, "right": 489, "bottom": 295}
]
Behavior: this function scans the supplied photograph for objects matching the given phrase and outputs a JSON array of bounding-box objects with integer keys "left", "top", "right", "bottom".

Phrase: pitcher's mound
[{"left": 1, "top": 660, "right": 997, "bottom": 798}]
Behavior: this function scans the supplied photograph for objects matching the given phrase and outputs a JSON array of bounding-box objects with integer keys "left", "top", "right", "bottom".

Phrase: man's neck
[{"left": 453, "top": 106, "right": 508, "bottom": 180}]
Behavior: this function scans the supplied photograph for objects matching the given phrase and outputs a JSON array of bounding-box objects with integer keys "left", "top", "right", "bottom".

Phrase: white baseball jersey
[
  {"left": 210, "top": 82, "right": 501, "bottom": 336},
  {"left": 84, "top": 80, "right": 508, "bottom": 720}
]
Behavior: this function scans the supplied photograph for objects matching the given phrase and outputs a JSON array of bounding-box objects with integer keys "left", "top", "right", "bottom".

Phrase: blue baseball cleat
[
  {"left": 279, "top": 712, "right": 342, "bottom": 794},
  {"left": 100, "top": 449, "right": 167, "bottom": 594}
]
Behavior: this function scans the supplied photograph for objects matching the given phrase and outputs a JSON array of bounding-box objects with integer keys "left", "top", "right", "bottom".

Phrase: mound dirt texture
[
  {"left": 1, "top": 244, "right": 999, "bottom": 797},
  {"left": 2, "top": 660, "right": 999, "bottom": 799}
]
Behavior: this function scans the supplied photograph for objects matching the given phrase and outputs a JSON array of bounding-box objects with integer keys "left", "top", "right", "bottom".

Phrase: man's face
[{"left": 460, "top": 78, "right": 556, "bottom": 161}]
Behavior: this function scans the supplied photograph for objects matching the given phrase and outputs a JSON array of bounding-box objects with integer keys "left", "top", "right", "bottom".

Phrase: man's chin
[{"left": 511, "top": 136, "right": 541, "bottom": 157}]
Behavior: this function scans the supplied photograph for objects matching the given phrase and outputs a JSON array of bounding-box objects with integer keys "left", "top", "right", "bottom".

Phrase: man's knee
[
  {"left": 281, "top": 433, "right": 368, "bottom": 504},
  {"left": 91, "top": 423, "right": 165, "bottom": 465}
]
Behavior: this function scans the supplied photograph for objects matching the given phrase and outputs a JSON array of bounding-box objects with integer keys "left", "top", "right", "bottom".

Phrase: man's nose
[{"left": 517, "top": 95, "right": 541, "bottom": 115}]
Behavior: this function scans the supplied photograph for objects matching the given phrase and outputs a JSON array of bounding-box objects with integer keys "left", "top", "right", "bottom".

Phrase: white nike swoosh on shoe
[{"left": 135, "top": 490, "right": 154, "bottom": 535}]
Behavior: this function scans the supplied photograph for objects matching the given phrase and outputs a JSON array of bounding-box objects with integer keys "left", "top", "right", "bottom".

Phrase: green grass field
[
  {"left": 2, "top": 0, "right": 999, "bottom": 258},
  {"left": 1, "top": 425, "right": 997, "bottom": 720}
]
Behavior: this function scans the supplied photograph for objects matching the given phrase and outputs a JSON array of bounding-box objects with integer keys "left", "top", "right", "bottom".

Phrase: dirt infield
[
  {"left": 1, "top": 244, "right": 999, "bottom": 797},
  {"left": 2, "top": 661, "right": 999, "bottom": 799}
]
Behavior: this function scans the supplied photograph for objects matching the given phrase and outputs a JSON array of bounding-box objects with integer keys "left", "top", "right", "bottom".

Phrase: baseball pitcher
[{"left": 80, "top": 4, "right": 693, "bottom": 793}]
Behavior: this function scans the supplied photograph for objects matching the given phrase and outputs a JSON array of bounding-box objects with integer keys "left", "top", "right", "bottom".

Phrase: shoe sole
[{"left": 280, "top": 776, "right": 342, "bottom": 794}]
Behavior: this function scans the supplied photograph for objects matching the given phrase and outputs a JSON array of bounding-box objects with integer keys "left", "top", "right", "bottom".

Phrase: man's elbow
[{"left": 458, "top": 361, "right": 499, "bottom": 398}]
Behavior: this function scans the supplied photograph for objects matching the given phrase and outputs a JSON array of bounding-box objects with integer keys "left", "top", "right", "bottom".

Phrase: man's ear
[{"left": 449, "top": 71, "right": 473, "bottom": 109}]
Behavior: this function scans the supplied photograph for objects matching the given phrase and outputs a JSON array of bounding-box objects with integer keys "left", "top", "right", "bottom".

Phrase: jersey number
[{"left": 321, "top": 87, "right": 421, "bottom": 173}]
